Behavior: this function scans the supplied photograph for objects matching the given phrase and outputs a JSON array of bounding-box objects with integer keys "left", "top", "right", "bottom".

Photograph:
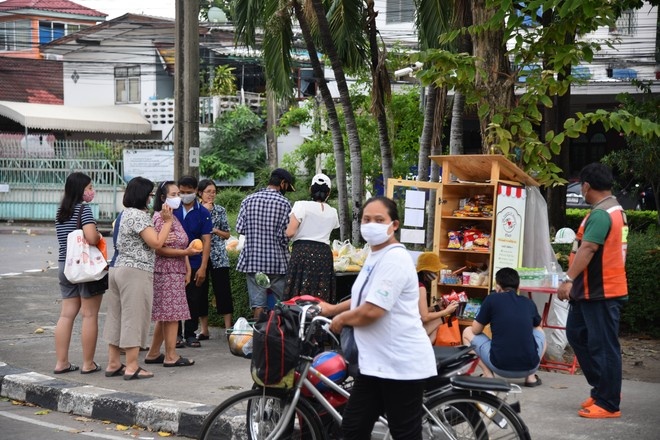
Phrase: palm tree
[
  {"left": 291, "top": 1, "right": 351, "bottom": 240},
  {"left": 311, "top": 0, "right": 366, "bottom": 243}
]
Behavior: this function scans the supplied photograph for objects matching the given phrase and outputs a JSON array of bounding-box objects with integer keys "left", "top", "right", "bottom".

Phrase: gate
[{"left": 0, "top": 138, "right": 168, "bottom": 223}]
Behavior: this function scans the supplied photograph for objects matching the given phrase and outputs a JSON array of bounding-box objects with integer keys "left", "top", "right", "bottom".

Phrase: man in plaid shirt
[{"left": 237, "top": 168, "right": 296, "bottom": 318}]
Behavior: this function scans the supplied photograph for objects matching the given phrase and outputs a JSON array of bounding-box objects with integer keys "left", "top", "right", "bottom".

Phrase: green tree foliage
[
  {"left": 602, "top": 81, "right": 660, "bottom": 226},
  {"left": 414, "top": 0, "right": 660, "bottom": 186},
  {"left": 210, "top": 65, "right": 238, "bottom": 96},
  {"left": 200, "top": 106, "right": 266, "bottom": 181}
]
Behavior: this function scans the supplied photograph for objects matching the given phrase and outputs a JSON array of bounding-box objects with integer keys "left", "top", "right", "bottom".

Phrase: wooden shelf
[
  {"left": 438, "top": 284, "right": 490, "bottom": 290},
  {"left": 439, "top": 249, "right": 491, "bottom": 255},
  {"left": 441, "top": 216, "right": 492, "bottom": 220}
]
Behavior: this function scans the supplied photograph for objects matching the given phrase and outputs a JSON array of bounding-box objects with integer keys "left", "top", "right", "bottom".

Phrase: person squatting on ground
[
  {"left": 174, "top": 176, "right": 212, "bottom": 348},
  {"left": 415, "top": 252, "right": 459, "bottom": 342},
  {"left": 462, "top": 267, "right": 546, "bottom": 387},
  {"left": 322, "top": 196, "right": 436, "bottom": 440},
  {"left": 143, "top": 181, "right": 199, "bottom": 368},
  {"left": 236, "top": 168, "right": 295, "bottom": 319},
  {"left": 103, "top": 177, "right": 173, "bottom": 380},
  {"left": 54, "top": 172, "right": 105, "bottom": 375},
  {"left": 198, "top": 179, "right": 234, "bottom": 333},
  {"left": 557, "top": 162, "right": 628, "bottom": 419},
  {"left": 284, "top": 173, "right": 340, "bottom": 303}
]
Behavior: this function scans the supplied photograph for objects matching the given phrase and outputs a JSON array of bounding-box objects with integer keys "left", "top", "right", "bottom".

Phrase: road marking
[
  {"left": 0, "top": 410, "right": 155, "bottom": 439},
  {"left": 0, "top": 272, "right": 22, "bottom": 277}
]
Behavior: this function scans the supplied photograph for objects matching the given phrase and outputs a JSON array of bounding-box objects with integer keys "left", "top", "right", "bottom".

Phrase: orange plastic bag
[
  {"left": 434, "top": 316, "right": 461, "bottom": 347},
  {"left": 96, "top": 236, "right": 108, "bottom": 261}
]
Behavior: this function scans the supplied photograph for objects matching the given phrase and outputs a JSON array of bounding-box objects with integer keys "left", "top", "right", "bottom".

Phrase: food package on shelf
[{"left": 453, "top": 194, "right": 494, "bottom": 218}]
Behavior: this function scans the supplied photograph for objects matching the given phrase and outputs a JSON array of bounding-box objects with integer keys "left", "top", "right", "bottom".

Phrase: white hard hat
[
  {"left": 554, "top": 227, "right": 576, "bottom": 244},
  {"left": 311, "top": 173, "right": 331, "bottom": 189}
]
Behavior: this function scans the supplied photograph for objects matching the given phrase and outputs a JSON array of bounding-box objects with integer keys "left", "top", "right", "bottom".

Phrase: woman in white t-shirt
[
  {"left": 323, "top": 196, "right": 436, "bottom": 440},
  {"left": 283, "top": 173, "right": 340, "bottom": 302}
]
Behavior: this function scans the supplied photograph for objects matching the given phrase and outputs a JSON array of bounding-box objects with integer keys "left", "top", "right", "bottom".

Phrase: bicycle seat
[{"left": 282, "top": 295, "right": 321, "bottom": 307}]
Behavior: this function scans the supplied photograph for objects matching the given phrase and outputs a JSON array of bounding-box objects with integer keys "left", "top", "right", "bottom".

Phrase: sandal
[
  {"left": 186, "top": 337, "right": 201, "bottom": 348},
  {"left": 81, "top": 361, "right": 102, "bottom": 375},
  {"left": 54, "top": 363, "right": 79, "bottom": 374},
  {"left": 581, "top": 397, "right": 596, "bottom": 409},
  {"left": 578, "top": 403, "right": 621, "bottom": 418},
  {"left": 197, "top": 333, "right": 210, "bottom": 341},
  {"left": 123, "top": 366, "right": 154, "bottom": 381},
  {"left": 105, "top": 364, "right": 126, "bottom": 377},
  {"left": 145, "top": 353, "right": 165, "bottom": 364},
  {"left": 524, "top": 374, "right": 542, "bottom": 388},
  {"left": 163, "top": 356, "right": 195, "bottom": 367},
  {"left": 176, "top": 336, "right": 185, "bottom": 349}
]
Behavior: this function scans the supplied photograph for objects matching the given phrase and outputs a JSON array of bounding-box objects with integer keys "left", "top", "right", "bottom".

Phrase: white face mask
[
  {"left": 360, "top": 221, "right": 393, "bottom": 246},
  {"left": 165, "top": 196, "right": 182, "bottom": 210},
  {"left": 180, "top": 193, "right": 197, "bottom": 205}
]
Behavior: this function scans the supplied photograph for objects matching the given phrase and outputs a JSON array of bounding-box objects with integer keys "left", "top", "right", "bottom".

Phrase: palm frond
[
  {"left": 233, "top": 0, "right": 266, "bottom": 47},
  {"left": 415, "top": 0, "right": 452, "bottom": 50},
  {"left": 327, "top": 0, "right": 368, "bottom": 71},
  {"left": 263, "top": 2, "right": 295, "bottom": 98}
]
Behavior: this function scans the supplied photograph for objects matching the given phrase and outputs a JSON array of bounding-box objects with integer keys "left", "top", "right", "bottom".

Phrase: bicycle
[{"left": 200, "top": 301, "right": 530, "bottom": 440}]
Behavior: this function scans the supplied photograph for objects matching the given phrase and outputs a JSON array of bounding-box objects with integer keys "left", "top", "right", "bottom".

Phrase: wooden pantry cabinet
[{"left": 429, "top": 155, "right": 538, "bottom": 308}]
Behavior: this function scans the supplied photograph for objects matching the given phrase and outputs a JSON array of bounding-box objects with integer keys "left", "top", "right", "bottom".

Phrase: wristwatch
[{"left": 562, "top": 274, "right": 574, "bottom": 283}]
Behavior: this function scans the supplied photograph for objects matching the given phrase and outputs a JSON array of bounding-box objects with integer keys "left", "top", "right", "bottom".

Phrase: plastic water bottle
[{"left": 549, "top": 263, "right": 559, "bottom": 288}]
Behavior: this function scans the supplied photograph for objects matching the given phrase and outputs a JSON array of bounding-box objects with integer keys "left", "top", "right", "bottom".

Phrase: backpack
[{"left": 250, "top": 304, "right": 302, "bottom": 388}]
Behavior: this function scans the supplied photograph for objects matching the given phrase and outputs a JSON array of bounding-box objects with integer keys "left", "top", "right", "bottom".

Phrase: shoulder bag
[{"left": 63, "top": 205, "right": 108, "bottom": 283}]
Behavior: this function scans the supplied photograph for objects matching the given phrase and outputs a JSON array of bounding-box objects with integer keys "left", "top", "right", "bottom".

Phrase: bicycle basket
[{"left": 227, "top": 317, "right": 254, "bottom": 359}]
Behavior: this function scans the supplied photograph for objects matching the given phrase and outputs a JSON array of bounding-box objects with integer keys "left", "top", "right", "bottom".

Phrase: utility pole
[{"left": 174, "top": 0, "right": 200, "bottom": 180}]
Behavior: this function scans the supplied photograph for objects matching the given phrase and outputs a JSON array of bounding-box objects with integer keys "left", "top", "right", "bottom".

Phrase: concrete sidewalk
[{"left": 0, "top": 224, "right": 658, "bottom": 438}]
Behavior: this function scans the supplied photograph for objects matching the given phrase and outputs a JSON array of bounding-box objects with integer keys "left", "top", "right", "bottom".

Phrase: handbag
[
  {"left": 433, "top": 315, "right": 462, "bottom": 347},
  {"left": 63, "top": 205, "right": 108, "bottom": 283}
]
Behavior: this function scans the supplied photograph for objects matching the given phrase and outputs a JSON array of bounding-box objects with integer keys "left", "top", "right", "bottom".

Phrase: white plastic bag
[
  {"left": 64, "top": 229, "right": 107, "bottom": 283},
  {"left": 228, "top": 317, "right": 253, "bottom": 358}
]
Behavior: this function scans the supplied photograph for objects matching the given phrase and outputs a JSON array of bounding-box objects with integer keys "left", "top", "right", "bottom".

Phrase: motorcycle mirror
[{"left": 255, "top": 272, "right": 271, "bottom": 288}]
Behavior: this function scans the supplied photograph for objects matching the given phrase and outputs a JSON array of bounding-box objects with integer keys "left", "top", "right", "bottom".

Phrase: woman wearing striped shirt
[{"left": 54, "top": 172, "right": 104, "bottom": 375}]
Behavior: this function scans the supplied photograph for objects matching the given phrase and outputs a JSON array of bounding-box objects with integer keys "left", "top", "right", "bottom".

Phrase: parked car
[{"left": 566, "top": 182, "right": 590, "bottom": 209}]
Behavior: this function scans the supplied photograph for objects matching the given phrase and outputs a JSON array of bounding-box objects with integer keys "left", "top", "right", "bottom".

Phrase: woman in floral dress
[
  {"left": 198, "top": 179, "right": 233, "bottom": 333},
  {"left": 144, "top": 181, "right": 200, "bottom": 367}
]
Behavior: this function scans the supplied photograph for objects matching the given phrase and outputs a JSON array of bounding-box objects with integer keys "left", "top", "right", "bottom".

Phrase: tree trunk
[
  {"left": 418, "top": 85, "right": 436, "bottom": 182},
  {"left": 311, "top": 0, "right": 364, "bottom": 244},
  {"left": 266, "top": 88, "right": 278, "bottom": 168},
  {"left": 426, "top": 86, "right": 447, "bottom": 248},
  {"left": 449, "top": 93, "right": 465, "bottom": 155},
  {"left": 366, "top": 0, "right": 393, "bottom": 183},
  {"left": 471, "top": 0, "right": 515, "bottom": 153},
  {"left": 292, "top": 1, "right": 351, "bottom": 241}
]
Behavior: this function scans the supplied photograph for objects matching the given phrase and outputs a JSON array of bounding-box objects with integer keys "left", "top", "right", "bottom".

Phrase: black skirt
[{"left": 284, "top": 240, "right": 336, "bottom": 303}]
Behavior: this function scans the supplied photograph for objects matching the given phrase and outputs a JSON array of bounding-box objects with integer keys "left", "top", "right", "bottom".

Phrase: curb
[{"left": 0, "top": 362, "right": 215, "bottom": 437}]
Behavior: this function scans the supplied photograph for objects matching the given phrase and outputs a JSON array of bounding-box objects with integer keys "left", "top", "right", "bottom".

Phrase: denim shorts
[
  {"left": 246, "top": 273, "right": 286, "bottom": 309},
  {"left": 472, "top": 329, "right": 545, "bottom": 378}
]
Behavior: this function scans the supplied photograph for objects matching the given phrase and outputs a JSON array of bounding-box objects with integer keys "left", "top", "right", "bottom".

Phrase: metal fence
[{"left": 0, "top": 138, "right": 171, "bottom": 222}]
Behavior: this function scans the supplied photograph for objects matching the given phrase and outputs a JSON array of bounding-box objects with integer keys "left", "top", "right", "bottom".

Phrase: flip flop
[
  {"left": 145, "top": 353, "right": 165, "bottom": 364},
  {"left": 163, "top": 356, "right": 195, "bottom": 367},
  {"left": 81, "top": 361, "right": 102, "bottom": 374},
  {"left": 197, "top": 333, "right": 210, "bottom": 341},
  {"left": 54, "top": 363, "right": 79, "bottom": 374},
  {"left": 524, "top": 374, "right": 542, "bottom": 387},
  {"left": 176, "top": 337, "right": 185, "bottom": 349},
  {"left": 123, "top": 366, "right": 154, "bottom": 381},
  {"left": 186, "top": 337, "right": 201, "bottom": 348},
  {"left": 105, "top": 364, "right": 126, "bottom": 377}
]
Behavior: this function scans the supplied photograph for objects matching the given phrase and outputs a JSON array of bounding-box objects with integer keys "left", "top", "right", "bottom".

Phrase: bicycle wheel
[
  {"left": 422, "top": 390, "right": 530, "bottom": 440},
  {"left": 199, "top": 388, "right": 325, "bottom": 440}
]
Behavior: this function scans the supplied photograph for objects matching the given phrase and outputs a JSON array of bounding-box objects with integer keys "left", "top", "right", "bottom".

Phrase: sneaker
[
  {"left": 580, "top": 397, "right": 595, "bottom": 409},
  {"left": 578, "top": 403, "right": 621, "bottom": 419}
]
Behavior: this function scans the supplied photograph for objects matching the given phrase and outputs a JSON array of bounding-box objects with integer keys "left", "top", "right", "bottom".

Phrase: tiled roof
[
  {"left": 0, "top": 57, "right": 63, "bottom": 104},
  {"left": 0, "top": 0, "right": 107, "bottom": 18}
]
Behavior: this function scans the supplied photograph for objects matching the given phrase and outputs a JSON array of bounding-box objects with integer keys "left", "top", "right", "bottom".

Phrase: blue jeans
[{"left": 567, "top": 299, "right": 624, "bottom": 412}]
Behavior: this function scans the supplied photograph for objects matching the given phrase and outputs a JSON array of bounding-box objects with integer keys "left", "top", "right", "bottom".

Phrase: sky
[{"left": 75, "top": 0, "right": 176, "bottom": 20}]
